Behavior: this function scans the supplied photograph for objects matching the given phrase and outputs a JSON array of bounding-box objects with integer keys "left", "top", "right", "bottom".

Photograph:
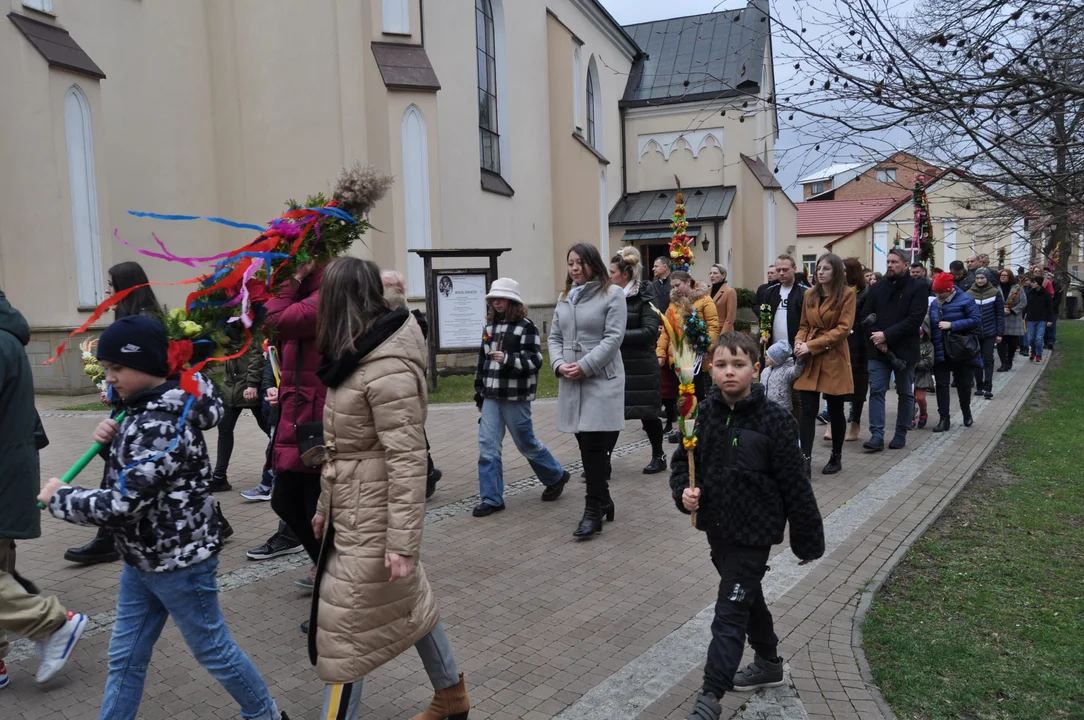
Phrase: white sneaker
[
  {"left": 36, "top": 611, "right": 87, "bottom": 683},
  {"left": 0, "top": 660, "right": 9, "bottom": 689}
]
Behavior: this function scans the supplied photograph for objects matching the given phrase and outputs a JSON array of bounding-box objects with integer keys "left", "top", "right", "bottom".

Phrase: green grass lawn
[
  {"left": 863, "top": 322, "right": 1084, "bottom": 720},
  {"left": 57, "top": 401, "right": 109, "bottom": 412},
  {"left": 428, "top": 353, "right": 559, "bottom": 404}
]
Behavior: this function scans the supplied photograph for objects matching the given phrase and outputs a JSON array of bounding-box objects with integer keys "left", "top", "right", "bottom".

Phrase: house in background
[
  {"left": 609, "top": 1, "right": 796, "bottom": 290},
  {"left": 797, "top": 170, "right": 1029, "bottom": 276},
  {"left": 797, "top": 152, "right": 941, "bottom": 202}
]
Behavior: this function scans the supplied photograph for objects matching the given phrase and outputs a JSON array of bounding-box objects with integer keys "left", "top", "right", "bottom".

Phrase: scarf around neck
[{"left": 968, "top": 282, "right": 998, "bottom": 301}]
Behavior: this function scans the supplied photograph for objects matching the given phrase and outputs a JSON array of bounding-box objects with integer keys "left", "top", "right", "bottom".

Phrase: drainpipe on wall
[
  {"left": 714, "top": 219, "right": 720, "bottom": 266},
  {"left": 619, "top": 105, "right": 628, "bottom": 197},
  {"left": 419, "top": 0, "right": 425, "bottom": 46}
]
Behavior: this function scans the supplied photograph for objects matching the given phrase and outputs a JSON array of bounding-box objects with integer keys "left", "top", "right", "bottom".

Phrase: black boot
[
  {"left": 643, "top": 454, "right": 667, "bottom": 474},
  {"left": 215, "top": 503, "right": 234, "bottom": 541},
  {"left": 932, "top": 416, "right": 951, "bottom": 433},
  {"left": 64, "top": 528, "right": 119, "bottom": 565},
  {"left": 573, "top": 497, "right": 604, "bottom": 539},
  {"left": 209, "top": 474, "right": 232, "bottom": 493},
  {"left": 425, "top": 468, "right": 442, "bottom": 499},
  {"left": 821, "top": 452, "right": 842, "bottom": 475},
  {"left": 802, "top": 454, "right": 812, "bottom": 478},
  {"left": 962, "top": 407, "right": 974, "bottom": 427},
  {"left": 600, "top": 493, "right": 616, "bottom": 523}
]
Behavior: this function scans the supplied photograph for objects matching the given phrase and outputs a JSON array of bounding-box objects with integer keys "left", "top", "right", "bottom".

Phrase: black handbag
[
  {"left": 944, "top": 330, "right": 979, "bottom": 363},
  {"left": 293, "top": 346, "right": 326, "bottom": 468}
]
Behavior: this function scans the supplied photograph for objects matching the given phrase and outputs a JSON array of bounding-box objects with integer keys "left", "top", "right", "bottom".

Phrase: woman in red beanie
[{"left": 928, "top": 272, "right": 981, "bottom": 431}]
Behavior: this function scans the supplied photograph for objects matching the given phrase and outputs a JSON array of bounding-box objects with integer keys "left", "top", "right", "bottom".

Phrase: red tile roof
[{"left": 797, "top": 196, "right": 909, "bottom": 237}]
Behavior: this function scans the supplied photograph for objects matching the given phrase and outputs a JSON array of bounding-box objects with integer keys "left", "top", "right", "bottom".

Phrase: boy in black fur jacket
[{"left": 670, "top": 332, "right": 825, "bottom": 720}]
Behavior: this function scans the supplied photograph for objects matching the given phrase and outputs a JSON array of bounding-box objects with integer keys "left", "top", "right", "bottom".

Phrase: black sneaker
[
  {"left": 209, "top": 475, "right": 232, "bottom": 493},
  {"left": 300, "top": 620, "right": 309, "bottom": 635},
  {"left": 732, "top": 654, "right": 784, "bottom": 691},
  {"left": 685, "top": 691, "right": 721, "bottom": 720},
  {"left": 472, "top": 502, "right": 505, "bottom": 517},
  {"left": 667, "top": 429, "right": 682, "bottom": 444},
  {"left": 541, "top": 472, "right": 570, "bottom": 501},
  {"left": 816, "top": 411, "right": 830, "bottom": 425},
  {"left": 984, "top": 391, "right": 993, "bottom": 399},
  {"left": 863, "top": 436, "right": 884, "bottom": 452},
  {"left": 246, "top": 533, "right": 305, "bottom": 560}
]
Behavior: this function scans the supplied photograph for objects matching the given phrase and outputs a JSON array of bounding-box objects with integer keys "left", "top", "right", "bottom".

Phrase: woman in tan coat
[
  {"left": 794, "top": 252, "right": 855, "bottom": 476},
  {"left": 709, "top": 264, "right": 737, "bottom": 334},
  {"left": 310, "top": 257, "right": 468, "bottom": 720},
  {"left": 657, "top": 271, "right": 721, "bottom": 414}
]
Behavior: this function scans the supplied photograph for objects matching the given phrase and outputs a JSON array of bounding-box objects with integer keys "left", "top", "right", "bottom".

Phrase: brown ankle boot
[
  {"left": 410, "top": 673, "right": 469, "bottom": 720},
  {"left": 845, "top": 422, "right": 860, "bottom": 442}
]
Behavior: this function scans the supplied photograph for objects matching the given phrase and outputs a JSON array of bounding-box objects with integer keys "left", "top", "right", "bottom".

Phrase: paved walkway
[{"left": 5, "top": 358, "right": 1043, "bottom": 719}]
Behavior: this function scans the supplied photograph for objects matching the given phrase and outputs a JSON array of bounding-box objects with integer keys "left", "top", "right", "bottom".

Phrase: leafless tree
[{"left": 772, "top": 0, "right": 1083, "bottom": 283}]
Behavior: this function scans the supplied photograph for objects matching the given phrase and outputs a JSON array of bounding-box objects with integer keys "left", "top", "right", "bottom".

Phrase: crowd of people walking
[{"left": 0, "top": 240, "right": 1065, "bottom": 719}]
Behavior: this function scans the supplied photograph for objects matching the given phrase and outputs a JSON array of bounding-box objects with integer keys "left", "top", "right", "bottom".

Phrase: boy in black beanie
[{"left": 37, "top": 315, "right": 288, "bottom": 720}]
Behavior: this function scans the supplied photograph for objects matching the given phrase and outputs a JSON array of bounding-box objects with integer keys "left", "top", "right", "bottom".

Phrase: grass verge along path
[{"left": 863, "top": 323, "right": 1084, "bottom": 720}]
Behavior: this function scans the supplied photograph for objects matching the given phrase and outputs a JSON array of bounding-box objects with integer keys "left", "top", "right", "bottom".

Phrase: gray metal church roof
[{"left": 621, "top": 1, "right": 768, "bottom": 107}]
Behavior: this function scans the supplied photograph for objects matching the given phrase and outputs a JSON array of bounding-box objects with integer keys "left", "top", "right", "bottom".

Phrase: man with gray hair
[{"left": 381, "top": 270, "right": 440, "bottom": 498}]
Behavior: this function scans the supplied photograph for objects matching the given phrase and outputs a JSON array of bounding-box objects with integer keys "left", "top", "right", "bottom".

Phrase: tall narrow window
[
  {"left": 586, "top": 61, "right": 598, "bottom": 148},
  {"left": 402, "top": 105, "right": 432, "bottom": 297},
  {"left": 382, "top": 0, "right": 410, "bottom": 34},
  {"left": 476, "top": 0, "right": 500, "bottom": 174},
  {"left": 65, "top": 85, "right": 104, "bottom": 308},
  {"left": 587, "top": 57, "right": 603, "bottom": 152},
  {"left": 573, "top": 45, "right": 583, "bottom": 130}
]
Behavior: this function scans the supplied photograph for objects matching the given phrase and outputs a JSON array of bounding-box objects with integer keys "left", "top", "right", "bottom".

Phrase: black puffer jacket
[
  {"left": 670, "top": 383, "right": 825, "bottom": 560},
  {"left": 848, "top": 287, "right": 870, "bottom": 368},
  {"left": 0, "top": 292, "right": 39, "bottom": 540},
  {"left": 620, "top": 281, "right": 661, "bottom": 420}
]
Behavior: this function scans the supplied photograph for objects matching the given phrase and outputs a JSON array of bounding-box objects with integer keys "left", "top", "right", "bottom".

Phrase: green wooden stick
[{"left": 39, "top": 411, "right": 125, "bottom": 509}]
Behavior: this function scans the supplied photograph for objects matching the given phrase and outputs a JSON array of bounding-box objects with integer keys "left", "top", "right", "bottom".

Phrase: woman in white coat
[{"left": 548, "top": 243, "right": 627, "bottom": 539}]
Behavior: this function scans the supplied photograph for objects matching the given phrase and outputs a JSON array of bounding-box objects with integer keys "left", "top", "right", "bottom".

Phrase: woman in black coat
[
  {"left": 610, "top": 247, "right": 665, "bottom": 473},
  {"left": 844, "top": 258, "right": 870, "bottom": 442}
]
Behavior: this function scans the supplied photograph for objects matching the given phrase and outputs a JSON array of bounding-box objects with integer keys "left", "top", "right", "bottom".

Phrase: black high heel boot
[
  {"left": 600, "top": 493, "right": 615, "bottom": 522},
  {"left": 932, "top": 416, "right": 951, "bottom": 433},
  {"left": 573, "top": 497, "right": 604, "bottom": 539},
  {"left": 822, "top": 452, "right": 842, "bottom": 475}
]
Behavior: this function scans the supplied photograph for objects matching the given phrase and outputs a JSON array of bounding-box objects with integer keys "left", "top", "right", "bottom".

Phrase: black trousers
[
  {"left": 849, "top": 366, "right": 869, "bottom": 424},
  {"left": 575, "top": 431, "right": 620, "bottom": 500},
  {"left": 214, "top": 405, "right": 269, "bottom": 478},
  {"left": 997, "top": 335, "right": 1019, "bottom": 369},
  {"left": 934, "top": 362, "right": 973, "bottom": 420},
  {"left": 800, "top": 391, "right": 845, "bottom": 457},
  {"left": 641, "top": 415, "right": 664, "bottom": 456},
  {"left": 270, "top": 470, "right": 322, "bottom": 563},
  {"left": 703, "top": 539, "right": 778, "bottom": 698},
  {"left": 973, "top": 337, "right": 996, "bottom": 393}
]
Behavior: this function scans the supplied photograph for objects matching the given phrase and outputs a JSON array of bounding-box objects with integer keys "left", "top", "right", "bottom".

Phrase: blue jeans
[
  {"left": 478, "top": 398, "right": 565, "bottom": 507},
  {"left": 100, "top": 557, "right": 279, "bottom": 720},
  {"left": 1026, "top": 321, "right": 1047, "bottom": 355},
  {"left": 867, "top": 357, "right": 916, "bottom": 440}
]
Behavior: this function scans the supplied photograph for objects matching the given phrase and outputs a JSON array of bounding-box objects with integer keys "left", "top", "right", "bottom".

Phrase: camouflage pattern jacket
[{"left": 48, "top": 375, "right": 225, "bottom": 572}]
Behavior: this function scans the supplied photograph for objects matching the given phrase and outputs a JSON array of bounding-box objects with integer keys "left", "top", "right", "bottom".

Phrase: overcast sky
[{"left": 598, "top": 0, "right": 877, "bottom": 200}]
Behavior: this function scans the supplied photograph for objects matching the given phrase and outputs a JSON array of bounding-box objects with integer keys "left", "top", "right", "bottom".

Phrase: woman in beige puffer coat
[{"left": 309, "top": 257, "right": 468, "bottom": 720}]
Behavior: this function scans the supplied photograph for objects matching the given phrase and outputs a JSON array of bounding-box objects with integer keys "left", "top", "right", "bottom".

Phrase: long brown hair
[
  {"left": 109, "top": 262, "right": 162, "bottom": 319},
  {"left": 316, "top": 257, "right": 390, "bottom": 360},
  {"left": 564, "top": 243, "right": 611, "bottom": 295},
  {"left": 843, "top": 257, "right": 866, "bottom": 291},
  {"left": 807, "top": 252, "right": 847, "bottom": 308},
  {"left": 487, "top": 299, "right": 529, "bottom": 324}
]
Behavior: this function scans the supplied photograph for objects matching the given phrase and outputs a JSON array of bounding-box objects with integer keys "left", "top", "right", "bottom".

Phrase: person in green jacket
[
  {"left": 211, "top": 345, "right": 268, "bottom": 492},
  {"left": 0, "top": 289, "right": 88, "bottom": 689}
]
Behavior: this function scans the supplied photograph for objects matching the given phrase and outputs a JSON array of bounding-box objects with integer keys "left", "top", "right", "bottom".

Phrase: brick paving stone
[{"left": 4, "top": 361, "right": 1043, "bottom": 719}]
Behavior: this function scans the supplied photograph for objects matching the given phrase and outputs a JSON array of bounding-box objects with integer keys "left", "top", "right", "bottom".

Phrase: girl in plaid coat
[{"left": 472, "top": 278, "right": 569, "bottom": 517}]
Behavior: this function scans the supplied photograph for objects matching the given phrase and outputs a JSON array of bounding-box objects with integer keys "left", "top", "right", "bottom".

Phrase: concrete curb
[{"left": 850, "top": 358, "right": 1049, "bottom": 720}]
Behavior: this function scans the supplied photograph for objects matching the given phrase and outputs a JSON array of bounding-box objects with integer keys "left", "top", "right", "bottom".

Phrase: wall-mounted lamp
[{"left": 701, "top": 233, "right": 711, "bottom": 252}]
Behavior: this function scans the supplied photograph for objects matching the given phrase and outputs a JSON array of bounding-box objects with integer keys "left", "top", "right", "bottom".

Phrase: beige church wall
[
  {"left": 776, "top": 191, "right": 798, "bottom": 268},
  {"left": 546, "top": 13, "right": 613, "bottom": 295},
  {"left": 0, "top": 34, "right": 112, "bottom": 330},
  {"left": 425, "top": 0, "right": 631, "bottom": 306},
  {"left": 370, "top": 0, "right": 422, "bottom": 44},
  {"left": 625, "top": 101, "right": 762, "bottom": 194}
]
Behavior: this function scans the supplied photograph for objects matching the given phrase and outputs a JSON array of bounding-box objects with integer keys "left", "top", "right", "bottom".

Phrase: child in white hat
[{"left": 472, "top": 278, "right": 570, "bottom": 517}]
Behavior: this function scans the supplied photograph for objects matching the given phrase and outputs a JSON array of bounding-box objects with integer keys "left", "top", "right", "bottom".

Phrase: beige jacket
[{"left": 310, "top": 314, "right": 439, "bottom": 683}]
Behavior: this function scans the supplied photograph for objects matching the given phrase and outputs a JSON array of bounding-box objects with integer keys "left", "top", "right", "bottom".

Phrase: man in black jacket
[
  {"left": 761, "top": 256, "right": 808, "bottom": 420},
  {"left": 859, "top": 248, "right": 930, "bottom": 451},
  {"left": 652, "top": 256, "right": 673, "bottom": 305},
  {"left": 753, "top": 265, "right": 778, "bottom": 308}
]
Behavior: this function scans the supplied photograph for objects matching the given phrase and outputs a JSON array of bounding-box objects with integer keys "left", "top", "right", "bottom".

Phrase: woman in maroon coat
[{"left": 265, "top": 260, "right": 327, "bottom": 565}]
